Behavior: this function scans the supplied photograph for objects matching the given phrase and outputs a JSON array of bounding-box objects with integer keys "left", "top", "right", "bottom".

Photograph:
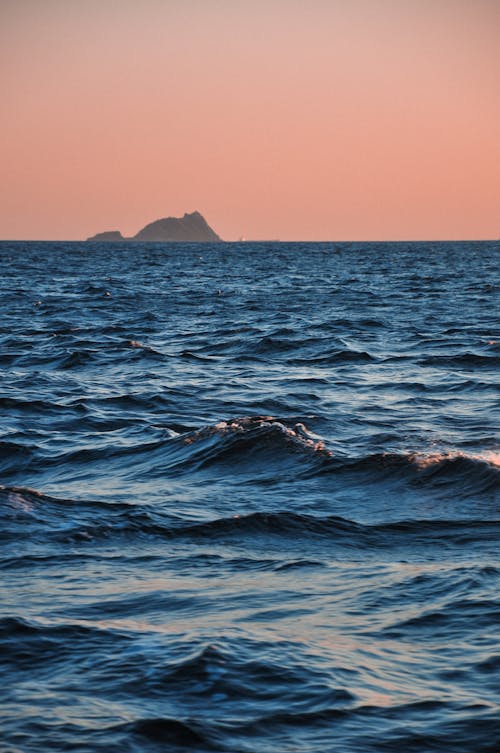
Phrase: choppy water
[{"left": 1, "top": 240, "right": 499, "bottom": 753}]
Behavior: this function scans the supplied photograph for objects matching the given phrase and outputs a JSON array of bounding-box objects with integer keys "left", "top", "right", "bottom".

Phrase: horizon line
[{"left": 0, "top": 237, "right": 498, "bottom": 244}]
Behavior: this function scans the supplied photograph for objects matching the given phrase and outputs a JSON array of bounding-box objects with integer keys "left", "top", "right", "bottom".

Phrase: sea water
[{"left": 0, "top": 241, "right": 499, "bottom": 752}]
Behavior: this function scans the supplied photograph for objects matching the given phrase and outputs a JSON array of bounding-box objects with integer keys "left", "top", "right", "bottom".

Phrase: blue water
[{"left": 1, "top": 240, "right": 499, "bottom": 753}]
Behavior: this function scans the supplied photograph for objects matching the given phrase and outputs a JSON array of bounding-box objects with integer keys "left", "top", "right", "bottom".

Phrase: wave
[
  {"left": 419, "top": 353, "right": 500, "bottom": 368},
  {"left": 179, "top": 415, "right": 331, "bottom": 455},
  {"left": 381, "top": 597, "right": 500, "bottom": 641},
  {"left": 226, "top": 704, "right": 500, "bottom": 753},
  {"left": 334, "top": 449, "right": 500, "bottom": 495},
  {"left": 1, "top": 417, "right": 498, "bottom": 500},
  {"left": 2, "top": 483, "right": 498, "bottom": 551},
  {"left": 290, "top": 348, "right": 375, "bottom": 365},
  {"left": 0, "top": 615, "right": 131, "bottom": 672},
  {"left": 139, "top": 419, "right": 499, "bottom": 493},
  {"left": 169, "top": 512, "right": 500, "bottom": 550},
  {"left": 113, "top": 717, "right": 212, "bottom": 748},
  {"left": 175, "top": 337, "right": 377, "bottom": 364},
  {"left": 49, "top": 416, "right": 333, "bottom": 476},
  {"left": 0, "top": 615, "right": 124, "bottom": 642},
  {"left": 402, "top": 450, "right": 500, "bottom": 495}
]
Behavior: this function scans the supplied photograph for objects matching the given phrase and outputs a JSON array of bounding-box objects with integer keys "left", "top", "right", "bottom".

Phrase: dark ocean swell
[
  {"left": 1, "top": 241, "right": 499, "bottom": 753},
  {"left": 1, "top": 415, "right": 498, "bottom": 488}
]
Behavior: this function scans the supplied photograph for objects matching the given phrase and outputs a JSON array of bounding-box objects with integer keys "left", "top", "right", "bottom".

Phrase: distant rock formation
[
  {"left": 86, "top": 211, "right": 221, "bottom": 242},
  {"left": 134, "top": 211, "right": 221, "bottom": 242},
  {"left": 86, "top": 230, "right": 125, "bottom": 242}
]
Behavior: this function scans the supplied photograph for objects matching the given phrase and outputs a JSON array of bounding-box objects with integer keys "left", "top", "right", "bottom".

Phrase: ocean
[{"left": 0, "top": 240, "right": 498, "bottom": 753}]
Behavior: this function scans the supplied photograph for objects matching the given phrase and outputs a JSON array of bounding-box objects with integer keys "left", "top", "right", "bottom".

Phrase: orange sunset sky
[{"left": 1, "top": 0, "right": 499, "bottom": 241}]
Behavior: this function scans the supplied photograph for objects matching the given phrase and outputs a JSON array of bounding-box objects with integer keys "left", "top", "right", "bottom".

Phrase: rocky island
[
  {"left": 86, "top": 211, "right": 221, "bottom": 242},
  {"left": 87, "top": 230, "right": 125, "bottom": 242}
]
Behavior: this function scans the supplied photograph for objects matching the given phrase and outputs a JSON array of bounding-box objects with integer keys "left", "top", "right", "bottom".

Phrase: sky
[{"left": 1, "top": 0, "right": 499, "bottom": 241}]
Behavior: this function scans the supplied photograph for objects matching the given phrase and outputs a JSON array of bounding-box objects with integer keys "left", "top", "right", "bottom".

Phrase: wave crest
[{"left": 183, "top": 416, "right": 331, "bottom": 456}]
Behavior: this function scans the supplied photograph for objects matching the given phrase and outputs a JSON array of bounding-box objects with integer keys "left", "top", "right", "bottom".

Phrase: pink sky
[{"left": 1, "top": 0, "right": 499, "bottom": 241}]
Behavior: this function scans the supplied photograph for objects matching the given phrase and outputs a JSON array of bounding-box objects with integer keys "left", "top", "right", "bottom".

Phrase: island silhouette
[{"left": 87, "top": 211, "right": 221, "bottom": 242}]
